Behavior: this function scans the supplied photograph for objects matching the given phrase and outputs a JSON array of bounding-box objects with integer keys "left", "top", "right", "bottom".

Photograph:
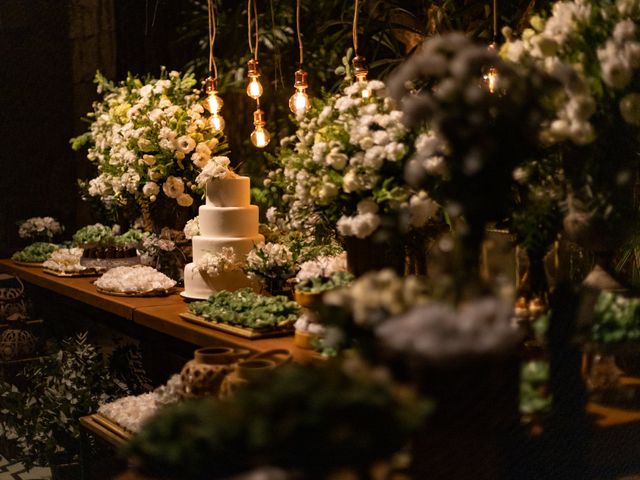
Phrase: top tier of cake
[{"left": 206, "top": 176, "right": 250, "bottom": 208}]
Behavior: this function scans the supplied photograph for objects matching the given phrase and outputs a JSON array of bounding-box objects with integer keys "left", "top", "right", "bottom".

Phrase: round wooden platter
[
  {"left": 43, "top": 267, "right": 98, "bottom": 278},
  {"left": 95, "top": 285, "right": 175, "bottom": 298},
  {"left": 11, "top": 259, "right": 45, "bottom": 267}
]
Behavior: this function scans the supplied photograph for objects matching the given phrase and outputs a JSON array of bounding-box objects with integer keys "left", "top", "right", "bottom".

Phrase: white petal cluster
[
  {"left": 295, "top": 252, "right": 347, "bottom": 282},
  {"left": 43, "top": 248, "right": 86, "bottom": 273},
  {"left": 196, "top": 247, "right": 241, "bottom": 277},
  {"left": 503, "top": 0, "right": 640, "bottom": 145},
  {"left": 183, "top": 217, "right": 200, "bottom": 240},
  {"left": 324, "top": 269, "right": 429, "bottom": 327},
  {"left": 195, "top": 156, "right": 233, "bottom": 188},
  {"left": 246, "top": 242, "right": 294, "bottom": 272},
  {"left": 95, "top": 265, "right": 176, "bottom": 293},
  {"left": 268, "top": 78, "right": 437, "bottom": 238},
  {"left": 294, "top": 311, "right": 326, "bottom": 335},
  {"left": 77, "top": 70, "right": 223, "bottom": 209},
  {"left": 336, "top": 199, "right": 382, "bottom": 239},
  {"left": 376, "top": 297, "right": 521, "bottom": 363},
  {"left": 18, "top": 216, "right": 64, "bottom": 240},
  {"left": 98, "top": 374, "right": 186, "bottom": 432}
]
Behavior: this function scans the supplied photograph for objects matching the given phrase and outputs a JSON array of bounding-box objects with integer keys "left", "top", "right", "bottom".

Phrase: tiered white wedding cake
[{"left": 183, "top": 175, "right": 264, "bottom": 300}]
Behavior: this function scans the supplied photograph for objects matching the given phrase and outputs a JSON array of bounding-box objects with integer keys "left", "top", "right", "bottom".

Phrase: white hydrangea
[
  {"left": 296, "top": 252, "right": 347, "bottom": 282},
  {"left": 196, "top": 247, "right": 241, "bottom": 277},
  {"left": 183, "top": 217, "right": 200, "bottom": 240},
  {"left": 18, "top": 216, "right": 64, "bottom": 240},
  {"left": 246, "top": 242, "right": 294, "bottom": 272}
]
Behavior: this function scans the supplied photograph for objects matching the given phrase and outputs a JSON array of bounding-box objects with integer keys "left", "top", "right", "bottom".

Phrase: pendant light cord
[
  {"left": 296, "top": 0, "right": 303, "bottom": 66},
  {"left": 208, "top": 0, "right": 217, "bottom": 78},
  {"left": 248, "top": 0, "right": 259, "bottom": 60},
  {"left": 492, "top": 0, "right": 498, "bottom": 43},
  {"left": 352, "top": 0, "right": 360, "bottom": 55}
]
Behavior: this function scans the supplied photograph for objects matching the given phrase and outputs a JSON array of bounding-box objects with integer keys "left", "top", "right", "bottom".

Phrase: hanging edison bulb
[
  {"left": 250, "top": 109, "right": 271, "bottom": 148},
  {"left": 209, "top": 113, "right": 225, "bottom": 133},
  {"left": 483, "top": 42, "right": 500, "bottom": 94},
  {"left": 352, "top": 55, "right": 370, "bottom": 98},
  {"left": 202, "top": 77, "right": 223, "bottom": 113},
  {"left": 289, "top": 69, "right": 310, "bottom": 115},
  {"left": 246, "top": 59, "right": 263, "bottom": 99}
]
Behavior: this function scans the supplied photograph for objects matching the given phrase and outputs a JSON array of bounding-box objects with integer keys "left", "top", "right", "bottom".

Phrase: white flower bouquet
[
  {"left": 245, "top": 242, "right": 297, "bottom": 293},
  {"left": 18, "top": 217, "right": 64, "bottom": 242},
  {"left": 503, "top": 0, "right": 640, "bottom": 233},
  {"left": 267, "top": 80, "right": 439, "bottom": 240},
  {"left": 72, "top": 68, "right": 227, "bottom": 217},
  {"left": 196, "top": 247, "right": 241, "bottom": 277}
]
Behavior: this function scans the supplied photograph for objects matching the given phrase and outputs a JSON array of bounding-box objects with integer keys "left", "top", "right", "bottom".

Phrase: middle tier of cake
[
  {"left": 191, "top": 235, "right": 265, "bottom": 262},
  {"left": 198, "top": 205, "right": 260, "bottom": 237}
]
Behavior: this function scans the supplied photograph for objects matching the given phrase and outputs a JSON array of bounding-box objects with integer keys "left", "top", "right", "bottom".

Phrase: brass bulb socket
[
  {"left": 253, "top": 109, "right": 266, "bottom": 126},
  {"left": 203, "top": 76, "right": 218, "bottom": 94},
  {"left": 294, "top": 69, "right": 309, "bottom": 88},
  {"left": 247, "top": 59, "right": 260, "bottom": 76},
  {"left": 352, "top": 55, "right": 368, "bottom": 74}
]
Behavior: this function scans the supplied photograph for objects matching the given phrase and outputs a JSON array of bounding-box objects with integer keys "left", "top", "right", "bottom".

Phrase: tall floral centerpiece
[
  {"left": 267, "top": 80, "right": 441, "bottom": 275},
  {"left": 388, "top": 34, "right": 556, "bottom": 296},
  {"left": 503, "top": 0, "right": 640, "bottom": 291},
  {"left": 71, "top": 68, "right": 227, "bottom": 232}
]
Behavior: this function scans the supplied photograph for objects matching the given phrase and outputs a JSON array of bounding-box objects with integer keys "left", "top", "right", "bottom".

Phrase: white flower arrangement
[
  {"left": 502, "top": 0, "right": 640, "bottom": 145},
  {"left": 95, "top": 265, "right": 176, "bottom": 293},
  {"left": 18, "top": 217, "right": 64, "bottom": 241},
  {"left": 43, "top": 247, "right": 86, "bottom": 273},
  {"left": 71, "top": 68, "right": 226, "bottom": 213},
  {"left": 376, "top": 297, "right": 521, "bottom": 363},
  {"left": 296, "top": 252, "right": 347, "bottom": 282},
  {"left": 245, "top": 242, "right": 296, "bottom": 281},
  {"left": 183, "top": 217, "right": 200, "bottom": 240},
  {"left": 195, "top": 156, "right": 235, "bottom": 188},
  {"left": 196, "top": 247, "right": 241, "bottom": 277},
  {"left": 324, "top": 269, "right": 430, "bottom": 328},
  {"left": 267, "top": 79, "right": 438, "bottom": 238}
]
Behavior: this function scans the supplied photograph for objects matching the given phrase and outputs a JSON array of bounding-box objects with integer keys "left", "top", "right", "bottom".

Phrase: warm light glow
[
  {"left": 247, "top": 77, "right": 263, "bottom": 99},
  {"left": 356, "top": 72, "right": 370, "bottom": 98},
  {"left": 204, "top": 92, "right": 224, "bottom": 113},
  {"left": 209, "top": 113, "right": 225, "bottom": 133},
  {"left": 250, "top": 126, "right": 271, "bottom": 148},
  {"left": 483, "top": 67, "right": 499, "bottom": 93},
  {"left": 289, "top": 89, "right": 310, "bottom": 114}
]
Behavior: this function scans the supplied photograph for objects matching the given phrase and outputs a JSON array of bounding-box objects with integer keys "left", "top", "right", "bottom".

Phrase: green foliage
[
  {"left": 11, "top": 242, "right": 58, "bottom": 263},
  {"left": 189, "top": 288, "right": 300, "bottom": 330},
  {"left": 295, "top": 271, "right": 354, "bottom": 294},
  {"left": 0, "top": 333, "right": 148, "bottom": 467},
  {"left": 125, "top": 361, "right": 431, "bottom": 479},
  {"left": 520, "top": 360, "right": 552, "bottom": 417},
  {"left": 72, "top": 223, "right": 114, "bottom": 246},
  {"left": 591, "top": 291, "right": 640, "bottom": 345}
]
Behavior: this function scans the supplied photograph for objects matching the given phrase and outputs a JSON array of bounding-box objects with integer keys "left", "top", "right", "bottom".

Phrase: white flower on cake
[
  {"left": 196, "top": 247, "right": 241, "bottom": 277},
  {"left": 195, "top": 156, "right": 234, "bottom": 187},
  {"left": 95, "top": 265, "right": 176, "bottom": 293},
  {"left": 18, "top": 217, "right": 64, "bottom": 241},
  {"left": 183, "top": 217, "right": 200, "bottom": 240},
  {"left": 43, "top": 248, "right": 85, "bottom": 273}
]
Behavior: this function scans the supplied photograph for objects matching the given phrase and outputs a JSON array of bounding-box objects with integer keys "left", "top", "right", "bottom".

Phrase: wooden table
[{"left": 0, "top": 259, "right": 315, "bottom": 362}]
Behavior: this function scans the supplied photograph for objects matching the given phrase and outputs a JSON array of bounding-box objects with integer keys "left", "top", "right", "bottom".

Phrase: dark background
[{"left": 0, "top": 0, "right": 191, "bottom": 257}]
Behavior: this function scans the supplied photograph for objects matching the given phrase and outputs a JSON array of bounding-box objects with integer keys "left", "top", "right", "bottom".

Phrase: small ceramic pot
[
  {"left": 294, "top": 330, "right": 315, "bottom": 350},
  {"left": 0, "top": 313, "right": 37, "bottom": 361},
  {"left": 294, "top": 290, "right": 323, "bottom": 308},
  {"left": 180, "top": 346, "right": 251, "bottom": 396},
  {"left": 219, "top": 349, "right": 292, "bottom": 399}
]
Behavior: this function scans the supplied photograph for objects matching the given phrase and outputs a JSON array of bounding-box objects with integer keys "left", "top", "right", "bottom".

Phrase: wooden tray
[
  {"left": 180, "top": 312, "right": 293, "bottom": 339},
  {"left": 95, "top": 285, "right": 174, "bottom": 297},
  {"left": 90, "top": 413, "right": 132, "bottom": 442},
  {"left": 43, "top": 267, "right": 98, "bottom": 278},
  {"left": 11, "top": 260, "right": 44, "bottom": 267}
]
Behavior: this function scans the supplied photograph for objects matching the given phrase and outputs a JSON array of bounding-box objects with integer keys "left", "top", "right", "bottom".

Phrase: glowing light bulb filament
[
  {"left": 250, "top": 109, "right": 271, "bottom": 148},
  {"left": 289, "top": 69, "right": 311, "bottom": 114},
  {"left": 246, "top": 59, "right": 263, "bottom": 99},
  {"left": 483, "top": 67, "right": 499, "bottom": 94}
]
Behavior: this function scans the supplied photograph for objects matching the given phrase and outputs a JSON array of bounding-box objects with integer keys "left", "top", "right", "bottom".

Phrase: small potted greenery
[
  {"left": 293, "top": 254, "right": 353, "bottom": 307},
  {"left": 11, "top": 242, "right": 59, "bottom": 265},
  {"left": 0, "top": 333, "right": 148, "bottom": 479}
]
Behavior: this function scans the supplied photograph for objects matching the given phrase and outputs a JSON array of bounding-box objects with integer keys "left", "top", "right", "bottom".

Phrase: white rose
[
  {"left": 176, "top": 193, "right": 194, "bottom": 207},
  {"left": 142, "top": 182, "right": 160, "bottom": 197},
  {"left": 162, "top": 176, "right": 185, "bottom": 198},
  {"left": 176, "top": 135, "right": 196, "bottom": 154}
]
